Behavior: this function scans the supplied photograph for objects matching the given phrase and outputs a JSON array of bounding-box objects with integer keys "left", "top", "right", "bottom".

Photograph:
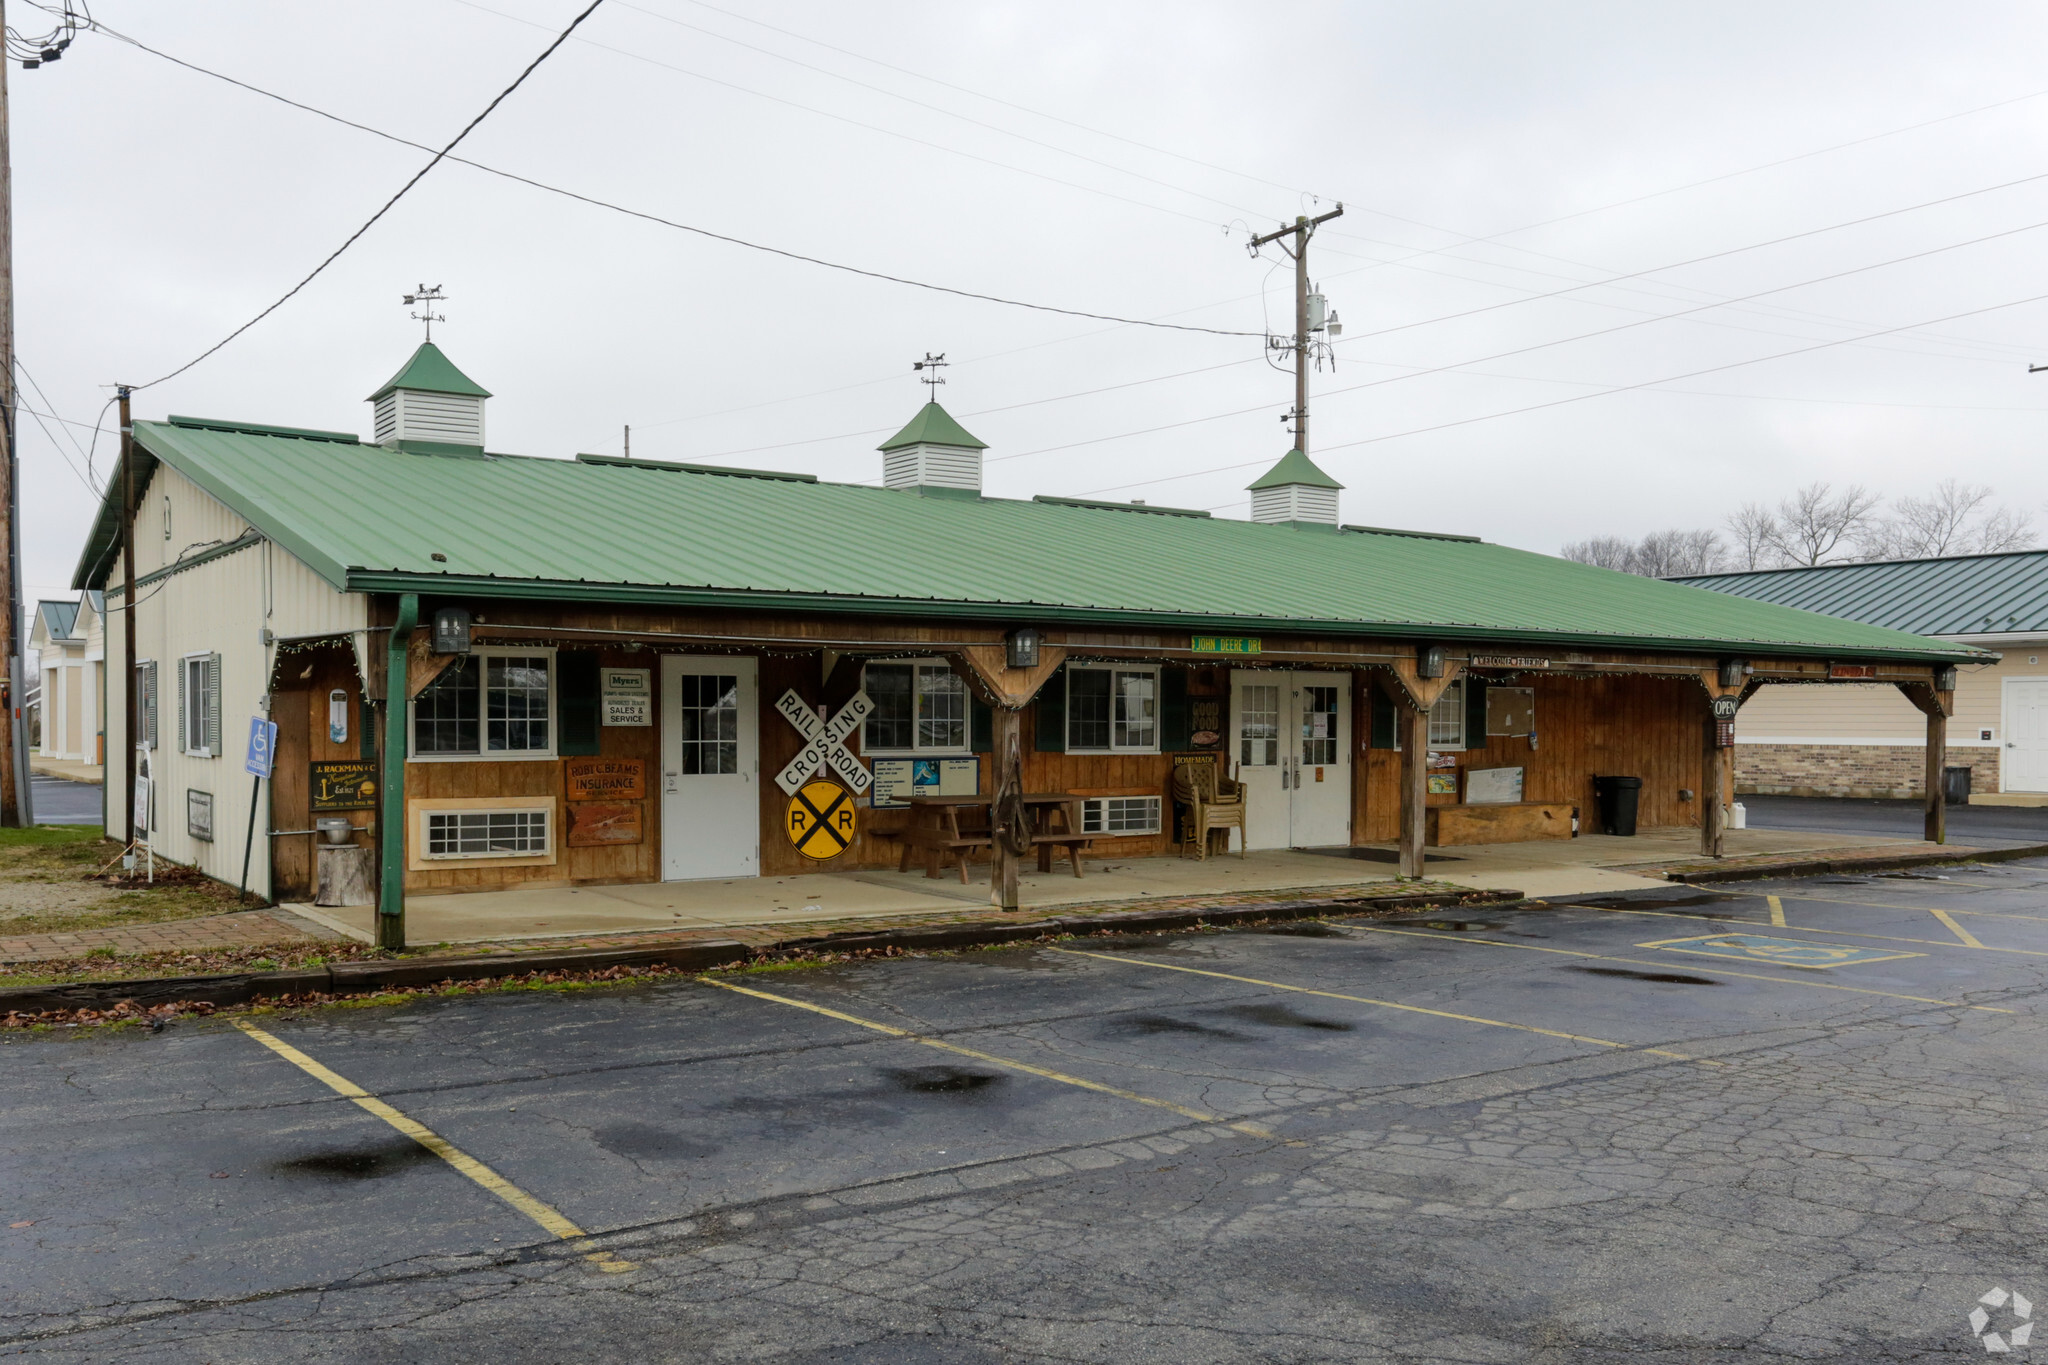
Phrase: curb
[
  {"left": 1664, "top": 841, "right": 2048, "bottom": 885},
  {"left": 0, "top": 886, "right": 1521, "bottom": 1016}
]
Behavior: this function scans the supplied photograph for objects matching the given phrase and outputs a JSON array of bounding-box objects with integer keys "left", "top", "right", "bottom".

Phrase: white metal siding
[
  {"left": 373, "top": 392, "right": 398, "bottom": 443},
  {"left": 884, "top": 441, "right": 981, "bottom": 493},
  {"left": 1737, "top": 656, "right": 2025, "bottom": 748},
  {"left": 1251, "top": 483, "right": 1339, "bottom": 525},
  {"left": 105, "top": 464, "right": 370, "bottom": 896}
]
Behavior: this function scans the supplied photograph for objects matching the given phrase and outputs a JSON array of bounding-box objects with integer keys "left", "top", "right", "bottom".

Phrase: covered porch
[{"left": 288, "top": 823, "right": 1961, "bottom": 946}]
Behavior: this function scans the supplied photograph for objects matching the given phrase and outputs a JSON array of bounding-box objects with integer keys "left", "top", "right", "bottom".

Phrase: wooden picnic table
[{"left": 899, "top": 793, "right": 1095, "bottom": 883}]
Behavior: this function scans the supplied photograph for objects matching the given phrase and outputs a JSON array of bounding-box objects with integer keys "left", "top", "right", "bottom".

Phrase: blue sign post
[{"left": 240, "top": 717, "right": 279, "bottom": 898}]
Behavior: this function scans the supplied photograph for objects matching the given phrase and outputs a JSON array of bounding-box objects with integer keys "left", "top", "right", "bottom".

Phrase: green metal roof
[
  {"left": 1674, "top": 552, "right": 2048, "bottom": 637},
  {"left": 1248, "top": 448, "right": 1342, "bottom": 490},
  {"left": 877, "top": 402, "right": 986, "bottom": 452},
  {"left": 368, "top": 343, "right": 492, "bottom": 402},
  {"left": 70, "top": 419, "right": 1989, "bottom": 663}
]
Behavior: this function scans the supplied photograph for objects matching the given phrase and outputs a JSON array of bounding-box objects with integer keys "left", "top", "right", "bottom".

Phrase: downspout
[{"left": 378, "top": 593, "right": 418, "bottom": 950}]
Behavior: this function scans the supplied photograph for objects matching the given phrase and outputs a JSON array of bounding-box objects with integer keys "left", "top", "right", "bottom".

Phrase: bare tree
[
  {"left": 1634, "top": 528, "right": 1726, "bottom": 577},
  {"left": 1559, "top": 535, "right": 1640, "bottom": 572},
  {"left": 1561, "top": 529, "right": 1726, "bottom": 577},
  {"left": 1762, "top": 482, "right": 1879, "bottom": 566},
  {"left": 1725, "top": 503, "right": 1783, "bottom": 571},
  {"left": 1860, "top": 479, "right": 2037, "bottom": 560}
]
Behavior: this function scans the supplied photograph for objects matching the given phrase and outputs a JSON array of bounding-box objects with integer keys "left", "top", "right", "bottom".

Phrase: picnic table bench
[{"left": 900, "top": 793, "right": 1095, "bottom": 883}]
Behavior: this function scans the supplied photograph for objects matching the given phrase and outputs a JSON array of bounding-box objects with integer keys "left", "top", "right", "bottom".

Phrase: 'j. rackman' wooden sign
[{"left": 310, "top": 760, "right": 377, "bottom": 811}]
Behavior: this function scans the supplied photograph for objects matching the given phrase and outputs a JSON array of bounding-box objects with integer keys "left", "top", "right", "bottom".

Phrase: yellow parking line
[
  {"left": 1049, "top": 949, "right": 1725, "bottom": 1066},
  {"left": 1789, "top": 891, "right": 2048, "bottom": 926},
  {"left": 1342, "top": 922, "right": 2010, "bottom": 1012},
  {"left": 1580, "top": 901, "right": 2048, "bottom": 958},
  {"left": 233, "top": 1020, "right": 634, "bottom": 1273},
  {"left": 698, "top": 976, "right": 1277, "bottom": 1139},
  {"left": 1768, "top": 895, "right": 1787, "bottom": 928},
  {"left": 1928, "top": 906, "right": 1988, "bottom": 949}
]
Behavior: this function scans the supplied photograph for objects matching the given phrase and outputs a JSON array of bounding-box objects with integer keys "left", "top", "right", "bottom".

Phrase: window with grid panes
[
  {"left": 1068, "top": 666, "right": 1159, "bottom": 753},
  {"left": 1238, "top": 683, "right": 1279, "bottom": 766},
  {"left": 411, "top": 649, "right": 554, "bottom": 758},
  {"left": 676, "top": 673, "right": 739, "bottom": 773},
  {"left": 862, "top": 661, "right": 968, "bottom": 753}
]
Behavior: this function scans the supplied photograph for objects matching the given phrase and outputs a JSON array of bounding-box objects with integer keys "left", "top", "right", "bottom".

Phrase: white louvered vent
[
  {"left": 376, "top": 390, "right": 485, "bottom": 449},
  {"left": 884, "top": 441, "right": 981, "bottom": 493},
  {"left": 1251, "top": 483, "right": 1339, "bottom": 526}
]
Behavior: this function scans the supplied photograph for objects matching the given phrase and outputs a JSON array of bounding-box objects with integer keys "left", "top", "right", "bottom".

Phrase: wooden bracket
[
  {"left": 1696, "top": 670, "right": 1749, "bottom": 702},
  {"left": 1895, "top": 681, "right": 1955, "bottom": 719},
  {"left": 405, "top": 631, "right": 463, "bottom": 701},
  {"left": 1377, "top": 656, "right": 1465, "bottom": 712},
  {"left": 952, "top": 644, "right": 1069, "bottom": 711}
]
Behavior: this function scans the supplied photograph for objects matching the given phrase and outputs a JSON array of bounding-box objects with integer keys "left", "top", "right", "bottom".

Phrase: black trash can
[
  {"left": 1593, "top": 775, "right": 1643, "bottom": 836},
  {"left": 1943, "top": 764, "right": 1972, "bottom": 805}
]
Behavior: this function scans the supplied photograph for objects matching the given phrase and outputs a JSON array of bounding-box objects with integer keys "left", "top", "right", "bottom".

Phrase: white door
[
  {"left": 2006, "top": 678, "right": 2048, "bottom": 792},
  {"left": 661, "top": 656, "right": 759, "bottom": 879},
  {"left": 1229, "top": 670, "right": 1351, "bottom": 849}
]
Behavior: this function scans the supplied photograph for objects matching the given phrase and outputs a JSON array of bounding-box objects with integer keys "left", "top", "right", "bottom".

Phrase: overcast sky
[{"left": 14, "top": 0, "right": 2048, "bottom": 607}]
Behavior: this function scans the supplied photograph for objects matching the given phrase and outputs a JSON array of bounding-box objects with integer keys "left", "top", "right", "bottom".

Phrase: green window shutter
[
  {"left": 359, "top": 696, "right": 376, "bottom": 760},
  {"left": 176, "top": 659, "right": 187, "bottom": 753},
  {"left": 1034, "top": 664, "right": 1066, "bottom": 752},
  {"left": 1369, "top": 687, "right": 1395, "bottom": 749},
  {"left": 1160, "top": 668, "right": 1189, "bottom": 751},
  {"left": 206, "top": 655, "right": 221, "bottom": 756},
  {"left": 970, "top": 694, "right": 992, "bottom": 752},
  {"left": 557, "top": 650, "right": 602, "bottom": 756},
  {"left": 1464, "top": 680, "right": 1488, "bottom": 752}
]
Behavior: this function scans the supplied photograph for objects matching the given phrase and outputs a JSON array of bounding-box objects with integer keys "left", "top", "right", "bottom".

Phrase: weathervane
[
  {"left": 912, "top": 352, "right": 947, "bottom": 394},
  {"left": 403, "top": 284, "right": 446, "bottom": 342}
]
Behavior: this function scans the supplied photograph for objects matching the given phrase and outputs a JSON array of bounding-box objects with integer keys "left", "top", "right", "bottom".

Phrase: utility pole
[
  {"left": 1250, "top": 205, "right": 1343, "bottom": 458},
  {"left": 0, "top": 0, "right": 29, "bottom": 829},
  {"left": 119, "top": 386, "right": 135, "bottom": 848}
]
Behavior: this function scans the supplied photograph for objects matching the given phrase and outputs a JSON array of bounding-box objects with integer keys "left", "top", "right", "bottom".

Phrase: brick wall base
[{"left": 1736, "top": 743, "right": 2000, "bottom": 801}]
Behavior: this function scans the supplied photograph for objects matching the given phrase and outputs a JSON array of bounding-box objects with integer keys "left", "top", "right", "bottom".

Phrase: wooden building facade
[{"left": 71, "top": 344, "right": 1989, "bottom": 946}]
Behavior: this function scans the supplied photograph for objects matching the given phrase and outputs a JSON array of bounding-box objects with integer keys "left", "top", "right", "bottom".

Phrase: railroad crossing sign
[
  {"left": 773, "top": 689, "right": 873, "bottom": 796},
  {"left": 786, "top": 780, "right": 857, "bottom": 859}
]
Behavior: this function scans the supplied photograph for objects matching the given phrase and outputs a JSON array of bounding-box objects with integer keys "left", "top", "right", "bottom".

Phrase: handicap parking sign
[
  {"left": 1640, "top": 933, "right": 1923, "bottom": 970},
  {"left": 246, "top": 717, "right": 278, "bottom": 778}
]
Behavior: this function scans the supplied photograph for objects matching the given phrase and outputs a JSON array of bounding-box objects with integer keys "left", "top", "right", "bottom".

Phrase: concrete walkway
[
  {"left": 30, "top": 757, "right": 103, "bottom": 784},
  {"left": 287, "top": 825, "right": 1951, "bottom": 947}
]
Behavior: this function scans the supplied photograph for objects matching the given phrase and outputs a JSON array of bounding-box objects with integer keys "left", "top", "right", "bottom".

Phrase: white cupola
[
  {"left": 878, "top": 401, "right": 987, "bottom": 496},
  {"left": 368, "top": 342, "right": 491, "bottom": 454},
  {"left": 1247, "top": 448, "right": 1343, "bottom": 527}
]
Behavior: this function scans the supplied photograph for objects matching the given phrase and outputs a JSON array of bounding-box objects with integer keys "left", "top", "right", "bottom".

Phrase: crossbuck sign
[{"left": 773, "top": 690, "right": 874, "bottom": 796}]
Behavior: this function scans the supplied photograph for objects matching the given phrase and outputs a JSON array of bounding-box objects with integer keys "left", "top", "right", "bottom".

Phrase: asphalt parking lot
[{"left": 9, "top": 861, "right": 2048, "bottom": 1362}]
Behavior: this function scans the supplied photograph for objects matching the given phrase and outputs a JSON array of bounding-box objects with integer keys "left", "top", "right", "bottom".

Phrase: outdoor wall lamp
[
  {"left": 432, "top": 606, "right": 473, "bottom": 655},
  {"left": 1935, "top": 665, "right": 1958, "bottom": 691},
  {"left": 1005, "top": 626, "right": 1042, "bottom": 670},
  {"left": 1417, "top": 644, "right": 1446, "bottom": 679},
  {"left": 1718, "top": 659, "right": 1748, "bottom": 688}
]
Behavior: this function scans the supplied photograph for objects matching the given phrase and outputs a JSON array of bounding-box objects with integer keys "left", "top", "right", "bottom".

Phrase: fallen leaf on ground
[{"left": 10, "top": 1219, "right": 33, "bottom": 1227}]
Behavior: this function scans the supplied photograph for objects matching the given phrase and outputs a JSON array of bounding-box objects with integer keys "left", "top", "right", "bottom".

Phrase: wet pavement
[
  {"left": 9, "top": 860, "right": 2048, "bottom": 1361},
  {"left": 26, "top": 778, "right": 99, "bottom": 827},
  {"left": 1745, "top": 792, "right": 2048, "bottom": 848}
]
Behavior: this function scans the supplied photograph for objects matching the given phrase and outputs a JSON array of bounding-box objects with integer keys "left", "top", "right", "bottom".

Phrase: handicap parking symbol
[{"left": 1639, "top": 933, "right": 1924, "bottom": 970}]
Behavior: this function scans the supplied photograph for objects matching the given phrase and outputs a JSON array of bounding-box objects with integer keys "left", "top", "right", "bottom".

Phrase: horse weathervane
[{"left": 404, "top": 284, "right": 447, "bottom": 342}]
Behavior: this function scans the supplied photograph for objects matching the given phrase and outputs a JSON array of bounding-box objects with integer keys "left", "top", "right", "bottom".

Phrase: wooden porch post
[
  {"left": 951, "top": 641, "right": 1069, "bottom": 913},
  {"left": 1398, "top": 701, "right": 1428, "bottom": 878},
  {"left": 1701, "top": 717, "right": 1728, "bottom": 859},
  {"left": 990, "top": 703, "right": 1023, "bottom": 909},
  {"left": 1376, "top": 653, "right": 1465, "bottom": 881},
  {"left": 1897, "top": 676, "right": 1955, "bottom": 845}
]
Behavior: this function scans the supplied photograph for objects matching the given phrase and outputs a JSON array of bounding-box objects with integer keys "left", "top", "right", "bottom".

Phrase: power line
[
  {"left": 128, "top": 0, "right": 608, "bottom": 390},
  {"left": 91, "top": 20, "right": 1262, "bottom": 344},
  {"left": 1080, "top": 288, "right": 2048, "bottom": 497}
]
